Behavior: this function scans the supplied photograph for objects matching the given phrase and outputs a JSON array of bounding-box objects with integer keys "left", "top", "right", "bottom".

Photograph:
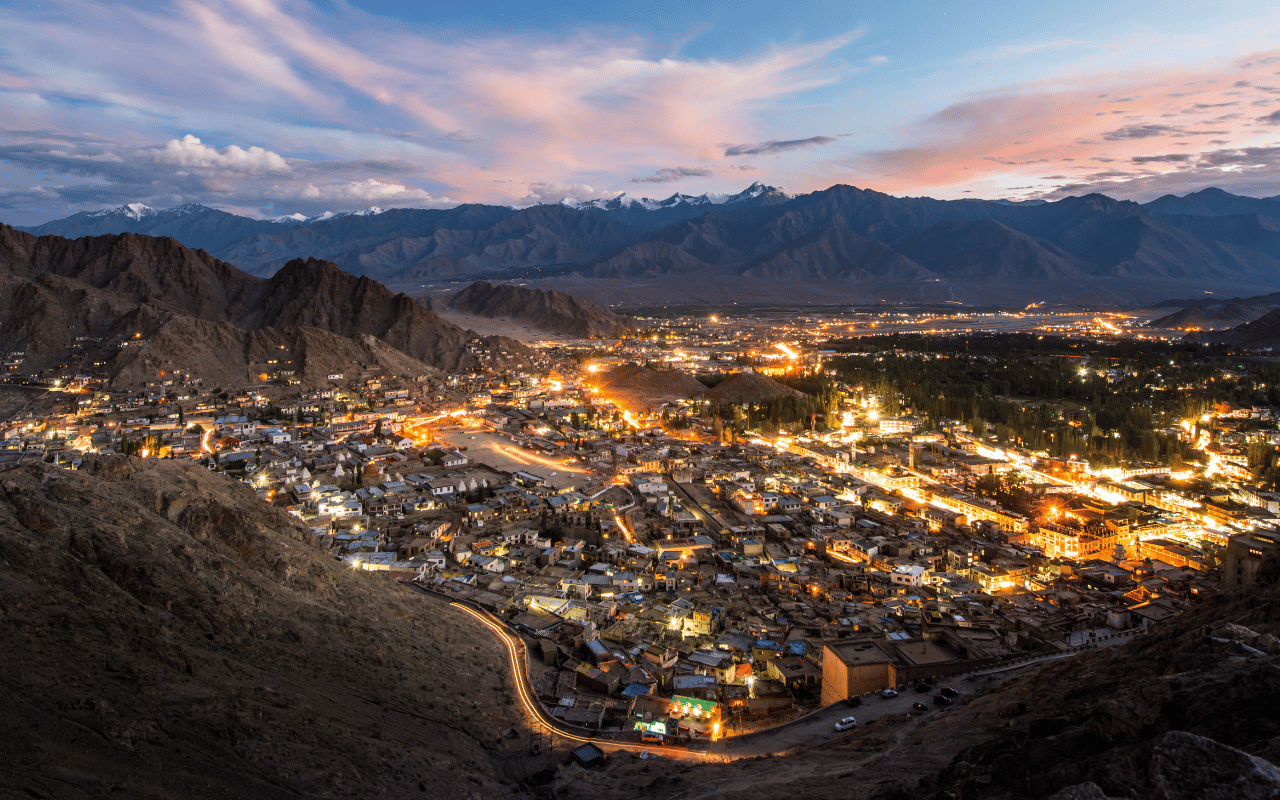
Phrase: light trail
[
  {"left": 498, "top": 445, "right": 588, "bottom": 474},
  {"left": 448, "top": 602, "right": 706, "bottom": 758}
]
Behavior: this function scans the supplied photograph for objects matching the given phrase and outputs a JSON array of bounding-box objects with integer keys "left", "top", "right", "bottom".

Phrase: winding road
[{"left": 412, "top": 582, "right": 1144, "bottom": 764}]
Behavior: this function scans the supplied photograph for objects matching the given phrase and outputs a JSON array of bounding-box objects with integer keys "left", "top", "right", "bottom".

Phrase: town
[{"left": 3, "top": 307, "right": 1276, "bottom": 746}]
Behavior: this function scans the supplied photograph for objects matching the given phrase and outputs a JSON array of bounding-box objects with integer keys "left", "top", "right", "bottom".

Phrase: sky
[{"left": 2, "top": 0, "right": 1280, "bottom": 224}]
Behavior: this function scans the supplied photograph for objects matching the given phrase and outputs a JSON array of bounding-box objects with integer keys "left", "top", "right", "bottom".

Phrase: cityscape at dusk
[{"left": 2, "top": 3, "right": 1280, "bottom": 800}]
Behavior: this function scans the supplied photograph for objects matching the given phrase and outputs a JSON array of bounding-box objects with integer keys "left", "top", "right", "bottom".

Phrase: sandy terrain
[{"left": 434, "top": 426, "right": 596, "bottom": 491}]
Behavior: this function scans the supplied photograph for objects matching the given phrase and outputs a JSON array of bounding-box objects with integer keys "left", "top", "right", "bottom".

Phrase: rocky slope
[
  {"left": 445, "top": 281, "right": 635, "bottom": 338},
  {"left": 0, "top": 226, "right": 533, "bottom": 385},
  {"left": 0, "top": 458, "right": 520, "bottom": 800}
]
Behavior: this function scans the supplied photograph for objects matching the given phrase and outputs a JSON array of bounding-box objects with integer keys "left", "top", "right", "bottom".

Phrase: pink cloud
[{"left": 826, "top": 51, "right": 1280, "bottom": 200}]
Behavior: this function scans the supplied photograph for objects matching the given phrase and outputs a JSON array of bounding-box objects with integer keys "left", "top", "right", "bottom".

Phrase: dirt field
[{"left": 435, "top": 427, "right": 596, "bottom": 491}]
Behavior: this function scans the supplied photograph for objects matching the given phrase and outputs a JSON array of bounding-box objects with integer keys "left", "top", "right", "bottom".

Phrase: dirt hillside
[{"left": 0, "top": 457, "right": 521, "bottom": 800}]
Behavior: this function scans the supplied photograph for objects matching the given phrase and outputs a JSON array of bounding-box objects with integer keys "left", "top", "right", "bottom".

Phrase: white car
[
  {"left": 834, "top": 716, "right": 858, "bottom": 731},
  {"left": 881, "top": 689, "right": 899, "bottom": 698}
]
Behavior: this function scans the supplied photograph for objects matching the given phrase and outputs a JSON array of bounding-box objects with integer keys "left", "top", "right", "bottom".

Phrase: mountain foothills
[
  {"left": 443, "top": 280, "right": 636, "bottom": 338},
  {"left": 18, "top": 184, "right": 1280, "bottom": 305},
  {"left": 0, "top": 226, "right": 534, "bottom": 388}
]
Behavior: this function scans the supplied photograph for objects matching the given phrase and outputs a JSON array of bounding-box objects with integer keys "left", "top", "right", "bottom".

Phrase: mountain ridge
[
  {"left": 0, "top": 225, "right": 534, "bottom": 386},
  {"left": 15, "top": 184, "right": 1280, "bottom": 305}
]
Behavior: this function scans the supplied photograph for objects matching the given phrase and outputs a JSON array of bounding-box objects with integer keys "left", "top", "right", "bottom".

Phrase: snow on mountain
[
  {"left": 558, "top": 182, "right": 787, "bottom": 214},
  {"left": 121, "top": 203, "right": 158, "bottom": 221}
]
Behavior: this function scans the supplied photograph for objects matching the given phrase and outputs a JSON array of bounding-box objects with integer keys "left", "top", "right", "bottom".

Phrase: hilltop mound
[
  {"left": 1203, "top": 307, "right": 1280, "bottom": 349},
  {"left": 0, "top": 457, "right": 518, "bottom": 799},
  {"left": 446, "top": 280, "right": 635, "bottom": 338},
  {"left": 705, "top": 370, "right": 805, "bottom": 403},
  {"left": 1146, "top": 303, "right": 1274, "bottom": 330},
  {"left": 0, "top": 226, "right": 533, "bottom": 385},
  {"left": 594, "top": 363, "right": 707, "bottom": 410}
]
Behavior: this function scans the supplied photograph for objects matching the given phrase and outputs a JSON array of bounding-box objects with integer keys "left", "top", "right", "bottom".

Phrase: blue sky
[{"left": 2, "top": 0, "right": 1280, "bottom": 223}]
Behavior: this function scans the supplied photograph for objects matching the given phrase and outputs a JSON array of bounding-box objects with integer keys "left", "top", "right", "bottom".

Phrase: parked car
[
  {"left": 914, "top": 681, "right": 932, "bottom": 693},
  {"left": 835, "top": 716, "right": 858, "bottom": 731},
  {"left": 911, "top": 702, "right": 929, "bottom": 713},
  {"left": 845, "top": 696, "right": 863, "bottom": 708},
  {"left": 881, "top": 688, "right": 898, "bottom": 698},
  {"left": 934, "top": 695, "right": 953, "bottom": 707},
  {"left": 640, "top": 731, "right": 665, "bottom": 744},
  {"left": 939, "top": 686, "right": 959, "bottom": 698}
]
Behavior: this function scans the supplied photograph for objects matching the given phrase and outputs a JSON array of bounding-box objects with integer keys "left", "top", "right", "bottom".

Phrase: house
[{"left": 428, "top": 479, "right": 456, "bottom": 497}]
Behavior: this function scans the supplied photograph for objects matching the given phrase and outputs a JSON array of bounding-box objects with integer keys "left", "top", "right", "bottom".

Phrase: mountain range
[
  {"left": 16, "top": 184, "right": 1280, "bottom": 305},
  {"left": 0, "top": 226, "right": 533, "bottom": 387}
]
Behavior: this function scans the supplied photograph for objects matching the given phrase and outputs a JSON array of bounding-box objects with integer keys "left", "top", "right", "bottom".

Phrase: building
[
  {"left": 1223, "top": 530, "right": 1280, "bottom": 589},
  {"left": 820, "top": 640, "right": 893, "bottom": 705}
]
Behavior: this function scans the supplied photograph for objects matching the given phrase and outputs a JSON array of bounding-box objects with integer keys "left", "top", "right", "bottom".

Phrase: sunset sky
[{"left": 3, "top": 0, "right": 1280, "bottom": 223}]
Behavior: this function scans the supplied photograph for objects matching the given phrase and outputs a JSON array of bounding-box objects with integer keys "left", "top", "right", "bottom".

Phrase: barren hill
[
  {"left": 1202, "top": 307, "right": 1280, "bottom": 350},
  {"left": 705, "top": 371, "right": 805, "bottom": 403},
  {"left": 593, "top": 363, "right": 707, "bottom": 410},
  {"left": 0, "top": 226, "right": 534, "bottom": 385},
  {"left": 0, "top": 457, "right": 520, "bottom": 799},
  {"left": 446, "top": 281, "right": 634, "bottom": 338},
  {"left": 1146, "top": 303, "right": 1275, "bottom": 330}
]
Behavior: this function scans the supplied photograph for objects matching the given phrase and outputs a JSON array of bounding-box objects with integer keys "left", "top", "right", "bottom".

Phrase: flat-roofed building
[{"left": 821, "top": 640, "right": 893, "bottom": 705}]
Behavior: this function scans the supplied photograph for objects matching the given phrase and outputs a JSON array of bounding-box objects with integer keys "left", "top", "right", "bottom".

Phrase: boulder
[{"left": 1150, "top": 730, "right": 1280, "bottom": 800}]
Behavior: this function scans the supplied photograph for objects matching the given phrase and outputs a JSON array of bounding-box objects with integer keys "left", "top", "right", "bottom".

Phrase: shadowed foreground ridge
[{"left": 0, "top": 457, "right": 516, "bottom": 800}]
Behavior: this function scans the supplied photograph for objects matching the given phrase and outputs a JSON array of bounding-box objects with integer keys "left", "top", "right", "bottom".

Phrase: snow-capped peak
[
  {"left": 292, "top": 207, "right": 386, "bottom": 223},
  {"left": 121, "top": 203, "right": 157, "bottom": 221},
  {"left": 168, "top": 203, "right": 211, "bottom": 216},
  {"left": 555, "top": 182, "right": 785, "bottom": 213}
]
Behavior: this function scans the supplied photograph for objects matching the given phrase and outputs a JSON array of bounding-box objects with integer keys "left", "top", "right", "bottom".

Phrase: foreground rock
[{"left": 0, "top": 458, "right": 518, "bottom": 799}]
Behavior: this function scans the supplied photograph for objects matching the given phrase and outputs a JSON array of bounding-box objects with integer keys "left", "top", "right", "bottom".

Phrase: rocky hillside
[
  {"left": 705, "top": 370, "right": 805, "bottom": 403},
  {"left": 445, "top": 281, "right": 634, "bottom": 338},
  {"left": 0, "top": 226, "right": 534, "bottom": 385},
  {"left": 0, "top": 458, "right": 521, "bottom": 799}
]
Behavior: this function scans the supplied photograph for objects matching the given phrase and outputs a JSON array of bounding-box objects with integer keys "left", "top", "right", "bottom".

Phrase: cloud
[
  {"left": 724, "top": 136, "right": 839, "bottom": 156},
  {"left": 1259, "top": 109, "right": 1280, "bottom": 124},
  {"left": 1131, "top": 154, "right": 1191, "bottom": 163},
  {"left": 1103, "top": 124, "right": 1185, "bottom": 140},
  {"left": 519, "top": 182, "right": 623, "bottom": 205},
  {"left": 630, "top": 166, "right": 713, "bottom": 184},
  {"left": 151, "top": 134, "right": 291, "bottom": 173},
  {"left": 0, "top": 0, "right": 864, "bottom": 221},
  {"left": 291, "top": 179, "right": 451, "bottom": 205}
]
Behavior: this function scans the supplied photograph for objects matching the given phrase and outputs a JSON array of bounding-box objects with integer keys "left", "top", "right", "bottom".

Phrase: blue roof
[
  {"left": 788, "top": 641, "right": 806, "bottom": 656},
  {"left": 622, "top": 683, "right": 651, "bottom": 698}
]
